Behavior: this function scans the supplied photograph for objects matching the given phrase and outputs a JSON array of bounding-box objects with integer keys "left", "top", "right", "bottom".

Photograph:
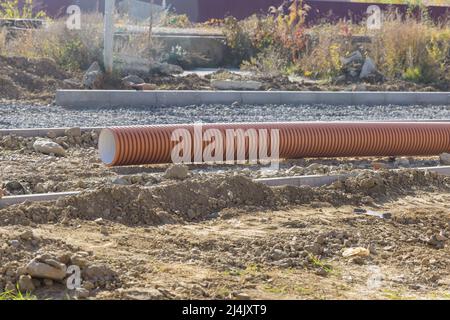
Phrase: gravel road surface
[{"left": 1, "top": 103, "right": 449, "bottom": 128}]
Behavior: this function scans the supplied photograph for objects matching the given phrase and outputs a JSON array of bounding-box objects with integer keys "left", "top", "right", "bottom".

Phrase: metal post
[{"left": 104, "top": 0, "right": 115, "bottom": 74}]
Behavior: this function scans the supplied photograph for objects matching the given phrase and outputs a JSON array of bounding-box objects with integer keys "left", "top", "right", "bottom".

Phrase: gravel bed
[{"left": 0, "top": 103, "right": 449, "bottom": 129}]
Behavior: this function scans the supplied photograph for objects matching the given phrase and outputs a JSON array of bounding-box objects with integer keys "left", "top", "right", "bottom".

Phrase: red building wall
[{"left": 21, "top": 0, "right": 449, "bottom": 22}]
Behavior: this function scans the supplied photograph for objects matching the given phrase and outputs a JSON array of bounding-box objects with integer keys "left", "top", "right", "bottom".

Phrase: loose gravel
[{"left": 0, "top": 103, "right": 449, "bottom": 129}]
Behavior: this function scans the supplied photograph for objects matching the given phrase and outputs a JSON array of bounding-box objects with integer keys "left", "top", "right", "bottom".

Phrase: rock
[
  {"left": 62, "top": 78, "right": 81, "bottom": 89},
  {"left": 5, "top": 181, "right": 25, "bottom": 194},
  {"left": 211, "top": 79, "right": 262, "bottom": 91},
  {"left": 9, "top": 239, "right": 20, "bottom": 247},
  {"left": 115, "top": 55, "right": 152, "bottom": 76},
  {"left": 83, "top": 61, "right": 103, "bottom": 89},
  {"left": 234, "top": 293, "right": 251, "bottom": 300},
  {"left": 342, "top": 247, "right": 370, "bottom": 258},
  {"left": 75, "top": 287, "right": 90, "bottom": 299},
  {"left": 112, "top": 177, "right": 130, "bottom": 185},
  {"left": 47, "top": 130, "right": 57, "bottom": 139},
  {"left": 341, "top": 51, "right": 363, "bottom": 66},
  {"left": 368, "top": 243, "right": 377, "bottom": 255},
  {"left": 65, "top": 127, "right": 82, "bottom": 137},
  {"left": 152, "top": 62, "right": 183, "bottom": 76},
  {"left": 33, "top": 139, "right": 66, "bottom": 156},
  {"left": 427, "top": 234, "right": 445, "bottom": 249},
  {"left": 360, "top": 57, "right": 377, "bottom": 79},
  {"left": 131, "top": 83, "right": 157, "bottom": 91},
  {"left": 164, "top": 164, "right": 189, "bottom": 180},
  {"left": 123, "top": 288, "right": 164, "bottom": 300},
  {"left": 19, "top": 230, "right": 34, "bottom": 240},
  {"left": 18, "top": 275, "right": 35, "bottom": 292},
  {"left": 82, "top": 281, "right": 95, "bottom": 290},
  {"left": 83, "top": 264, "right": 115, "bottom": 282},
  {"left": 25, "top": 259, "right": 67, "bottom": 280},
  {"left": 439, "top": 153, "right": 450, "bottom": 165},
  {"left": 70, "top": 254, "right": 88, "bottom": 268},
  {"left": 122, "top": 75, "right": 145, "bottom": 85}
]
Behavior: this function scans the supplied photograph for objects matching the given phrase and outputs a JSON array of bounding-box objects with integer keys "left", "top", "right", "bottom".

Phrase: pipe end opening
[{"left": 99, "top": 129, "right": 116, "bottom": 165}]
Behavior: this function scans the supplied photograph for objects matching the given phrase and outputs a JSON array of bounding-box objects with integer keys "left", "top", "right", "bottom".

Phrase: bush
[
  {"left": 0, "top": 0, "right": 46, "bottom": 19},
  {"left": 224, "top": 0, "right": 310, "bottom": 72},
  {"left": 1, "top": 14, "right": 103, "bottom": 71},
  {"left": 224, "top": 4, "right": 449, "bottom": 85},
  {"left": 369, "top": 12, "right": 450, "bottom": 84}
]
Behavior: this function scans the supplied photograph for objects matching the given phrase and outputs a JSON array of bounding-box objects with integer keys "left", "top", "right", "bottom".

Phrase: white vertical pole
[{"left": 104, "top": 0, "right": 115, "bottom": 74}]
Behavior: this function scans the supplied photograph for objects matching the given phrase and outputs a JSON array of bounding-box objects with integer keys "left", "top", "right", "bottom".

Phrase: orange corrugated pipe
[{"left": 98, "top": 122, "right": 450, "bottom": 166}]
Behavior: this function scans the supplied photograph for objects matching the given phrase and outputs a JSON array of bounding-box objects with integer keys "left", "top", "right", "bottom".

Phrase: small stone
[
  {"left": 360, "top": 57, "right": 377, "bottom": 79},
  {"left": 10, "top": 239, "right": 20, "bottom": 247},
  {"left": 65, "top": 127, "right": 82, "bottom": 137},
  {"left": 234, "top": 293, "right": 251, "bottom": 300},
  {"left": 19, "top": 230, "right": 34, "bottom": 240},
  {"left": 18, "top": 275, "right": 35, "bottom": 293},
  {"left": 368, "top": 243, "right": 377, "bottom": 255},
  {"left": 82, "top": 281, "right": 95, "bottom": 291},
  {"left": 342, "top": 247, "right": 370, "bottom": 258},
  {"left": 75, "top": 287, "right": 90, "bottom": 299},
  {"left": 5, "top": 181, "right": 25, "bottom": 194},
  {"left": 122, "top": 75, "right": 145, "bottom": 85},
  {"left": 341, "top": 50, "right": 363, "bottom": 66},
  {"left": 25, "top": 259, "right": 67, "bottom": 280},
  {"left": 71, "top": 254, "right": 89, "bottom": 268},
  {"left": 83, "top": 61, "right": 103, "bottom": 89},
  {"left": 112, "top": 177, "right": 130, "bottom": 185},
  {"left": 33, "top": 139, "right": 66, "bottom": 156}
]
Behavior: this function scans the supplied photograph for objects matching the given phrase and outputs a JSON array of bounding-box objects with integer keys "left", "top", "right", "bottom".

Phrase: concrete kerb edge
[{"left": 55, "top": 90, "right": 450, "bottom": 108}]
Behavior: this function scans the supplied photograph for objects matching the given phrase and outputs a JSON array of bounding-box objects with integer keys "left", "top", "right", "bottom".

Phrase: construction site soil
[
  {"left": 0, "top": 56, "right": 447, "bottom": 106},
  {"left": 0, "top": 134, "right": 449, "bottom": 300}
]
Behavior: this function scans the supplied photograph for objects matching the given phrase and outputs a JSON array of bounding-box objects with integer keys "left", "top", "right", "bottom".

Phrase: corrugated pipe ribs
[{"left": 98, "top": 122, "right": 450, "bottom": 166}]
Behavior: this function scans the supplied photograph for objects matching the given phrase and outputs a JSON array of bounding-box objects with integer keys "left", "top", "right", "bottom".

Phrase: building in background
[{"left": 20, "top": 0, "right": 450, "bottom": 22}]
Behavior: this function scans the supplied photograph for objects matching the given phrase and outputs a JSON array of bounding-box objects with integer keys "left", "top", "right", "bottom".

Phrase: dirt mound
[
  {"left": 0, "top": 56, "right": 81, "bottom": 102},
  {"left": 2, "top": 170, "right": 449, "bottom": 228},
  {"left": 0, "top": 227, "right": 120, "bottom": 298}
]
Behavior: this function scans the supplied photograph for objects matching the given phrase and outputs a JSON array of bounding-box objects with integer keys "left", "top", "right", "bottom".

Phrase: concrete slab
[
  {"left": 56, "top": 90, "right": 450, "bottom": 108},
  {"left": 156, "top": 91, "right": 203, "bottom": 106},
  {"left": 241, "top": 92, "right": 282, "bottom": 105},
  {"left": 351, "top": 92, "right": 386, "bottom": 105},
  {"left": 256, "top": 174, "right": 351, "bottom": 187},
  {"left": 0, "top": 127, "right": 102, "bottom": 138},
  {"left": 0, "top": 192, "right": 80, "bottom": 209}
]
